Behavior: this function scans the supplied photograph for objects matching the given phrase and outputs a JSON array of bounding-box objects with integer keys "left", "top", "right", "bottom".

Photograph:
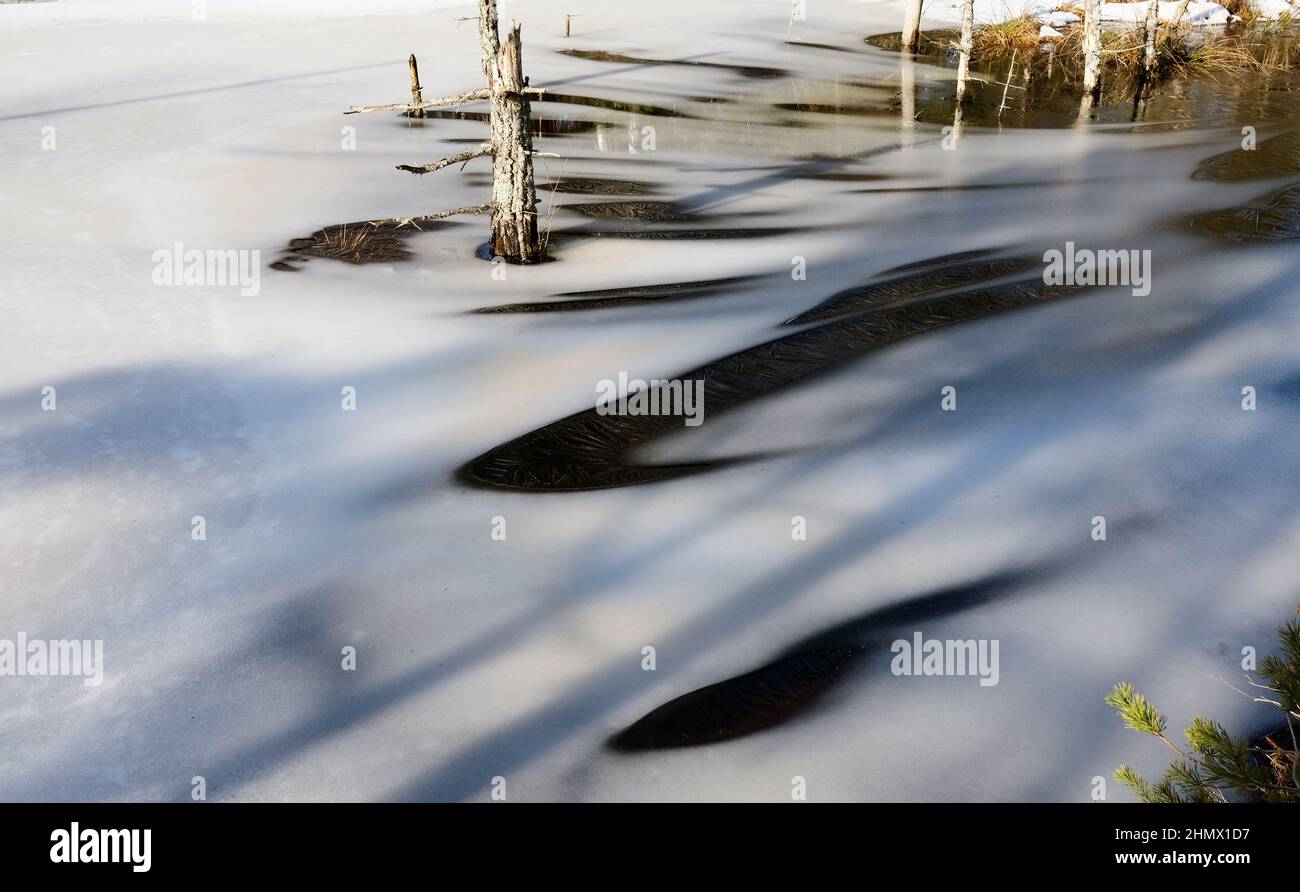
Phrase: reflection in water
[
  {"left": 900, "top": 56, "right": 917, "bottom": 148},
  {"left": 867, "top": 29, "right": 1300, "bottom": 130}
]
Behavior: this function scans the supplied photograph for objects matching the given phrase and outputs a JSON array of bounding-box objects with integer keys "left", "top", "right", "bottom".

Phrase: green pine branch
[{"left": 1104, "top": 613, "right": 1300, "bottom": 803}]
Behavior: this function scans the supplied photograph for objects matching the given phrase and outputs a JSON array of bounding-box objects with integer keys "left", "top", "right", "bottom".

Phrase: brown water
[{"left": 867, "top": 29, "right": 1300, "bottom": 130}]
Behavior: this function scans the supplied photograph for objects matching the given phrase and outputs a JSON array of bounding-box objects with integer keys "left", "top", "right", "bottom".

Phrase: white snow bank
[
  {"left": 0, "top": 0, "right": 477, "bottom": 26},
  {"left": 1248, "top": 0, "right": 1298, "bottom": 17},
  {"left": 1098, "top": 1, "right": 1239, "bottom": 25},
  {"left": 1039, "top": 10, "right": 1082, "bottom": 26},
  {"left": 926, "top": 1, "right": 1082, "bottom": 26}
]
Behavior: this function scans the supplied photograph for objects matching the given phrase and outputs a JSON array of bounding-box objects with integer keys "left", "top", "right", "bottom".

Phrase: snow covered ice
[{"left": 2, "top": 0, "right": 1299, "bottom": 802}]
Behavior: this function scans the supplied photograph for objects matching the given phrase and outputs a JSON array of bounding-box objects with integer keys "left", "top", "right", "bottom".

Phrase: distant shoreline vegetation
[{"left": 871, "top": 9, "right": 1298, "bottom": 82}]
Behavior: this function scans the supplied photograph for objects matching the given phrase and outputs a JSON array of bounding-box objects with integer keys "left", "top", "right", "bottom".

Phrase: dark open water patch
[
  {"left": 611, "top": 648, "right": 859, "bottom": 750},
  {"left": 783, "top": 39, "right": 866, "bottom": 55},
  {"left": 878, "top": 248, "right": 1001, "bottom": 275},
  {"left": 459, "top": 266, "right": 1084, "bottom": 492},
  {"left": 536, "top": 92, "right": 695, "bottom": 119},
  {"left": 557, "top": 200, "right": 705, "bottom": 223},
  {"left": 472, "top": 174, "right": 662, "bottom": 197},
  {"left": 772, "top": 100, "right": 891, "bottom": 117},
  {"left": 1190, "top": 183, "right": 1300, "bottom": 242},
  {"left": 403, "top": 107, "right": 598, "bottom": 137},
  {"left": 472, "top": 275, "right": 762, "bottom": 313},
  {"left": 865, "top": 30, "right": 1300, "bottom": 130},
  {"left": 273, "top": 218, "right": 458, "bottom": 269},
  {"left": 1192, "top": 130, "right": 1300, "bottom": 181},
  {"left": 558, "top": 48, "right": 791, "bottom": 81},
  {"left": 785, "top": 257, "right": 1033, "bottom": 325},
  {"left": 556, "top": 199, "right": 779, "bottom": 225},
  {"left": 790, "top": 171, "right": 893, "bottom": 183},
  {"left": 610, "top": 568, "right": 1045, "bottom": 750},
  {"left": 540, "top": 176, "right": 660, "bottom": 196},
  {"left": 549, "top": 225, "right": 802, "bottom": 242},
  {"left": 852, "top": 179, "right": 1091, "bottom": 195}
]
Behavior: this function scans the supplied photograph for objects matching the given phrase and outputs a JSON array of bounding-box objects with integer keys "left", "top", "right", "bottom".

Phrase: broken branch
[
  {"left": 345, "top": 88, "right": 491, "bottom": 115},
  {"left": 366, "top": 205, "right": 494, "bottom": 229},
  {"left": 395, "top": 143, "right": 494, "bottom": 175}
]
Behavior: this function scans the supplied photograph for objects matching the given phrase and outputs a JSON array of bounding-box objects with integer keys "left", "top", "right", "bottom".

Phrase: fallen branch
[
  {"left": 396, "top": 143, "right": 494, "bottom": 175},
  {"left": 346, "top": 88, "right": 491, "bottom": 115}
]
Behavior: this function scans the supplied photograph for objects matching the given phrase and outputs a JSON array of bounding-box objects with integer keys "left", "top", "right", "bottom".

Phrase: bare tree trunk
[
  {"left": 347, "top": 0, "right": 544, "bottom": 261},
  {"left": 1142, "top": 0, "right": 1160, "bottom": 70},
  {"left": 407, "top": 54, "right": 425, "bottom": 118},
  {"left": 478, "top": 0, "right": 502, "bottom": 84},
  {"left": 1168, "top": 0, "right": 1192, "bottom": 30},
  {"left": 475, "top": 0, "right": 542, "bottom": 262},
  {"left": 955, "top": 0, "right": 974, "bottom": 104},
  {"left": 901, "top": 0, "right": 924, "bottom": 54},
  {"left": 1081, "top": 0, "right": 1102, "bottom": 99},
  {"left": 1135, "top": 0, "right": 1160, "bottom": 102},
  {"left": 487, "top": 21, "right": 541, "bottom": 261}
]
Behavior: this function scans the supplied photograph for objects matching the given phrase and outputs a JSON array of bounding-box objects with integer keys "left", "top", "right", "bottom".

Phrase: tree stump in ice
[{"left": 487, "top": 23, "right": 541, "bottom": 263}]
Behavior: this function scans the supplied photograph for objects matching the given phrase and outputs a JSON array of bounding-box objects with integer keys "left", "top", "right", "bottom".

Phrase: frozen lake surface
[{"left": 2, "top": 0, "right": 1298, "bottom": 801}]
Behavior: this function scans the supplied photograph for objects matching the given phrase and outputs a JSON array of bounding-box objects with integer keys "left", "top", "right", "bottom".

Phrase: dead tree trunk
[
  {"left": 955, "top": 0, "right": 974, "bottom": 104},
  {"left": 1136, "top": 0, "right": 1160, "bottom": 99},
  {"left": 487, "top": 22, "right": 542, "bottom": 262},
  {"left": 1081, "top": 0, "right": 1103, "bottom": 99},
  {"left": 407, "top": 54, "right": 425, "bottom": 118},
  {"left": 1141, "top": 0, "right": 1160, "bottom": 73},
  {"left": 344, "top": 0, "right": 546, "bottom": 263},
  {"left": 901, "top": 0, "right": 923, "bottom": 54}
]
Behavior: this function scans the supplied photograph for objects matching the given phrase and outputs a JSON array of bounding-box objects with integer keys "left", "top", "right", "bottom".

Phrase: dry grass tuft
[
  {"left": 970, "top": 15, "right": 1045, "bottom": 52},
  {"left": 289, "top": 222, "right": 412, "bottom": 264},
  {"left": 969, "top": 15, "right": 1298, "bottom": 80}
]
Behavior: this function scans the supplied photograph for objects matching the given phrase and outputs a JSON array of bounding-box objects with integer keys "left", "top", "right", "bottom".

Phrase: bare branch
[
  {"left": 366, "top": 206, "right": 494, "bottom": 229},
  {"left": 345, "top": 88, "right": 491, "bottom": 115},
  {"left": 396, "top": 143, "right": 495, "bottom": 175},
  {"left": 411, "top": 204, "right": 494, "bottom": 221},
  {"left": 1212, "top": 674, "right": 1300, "bottom": 721}
]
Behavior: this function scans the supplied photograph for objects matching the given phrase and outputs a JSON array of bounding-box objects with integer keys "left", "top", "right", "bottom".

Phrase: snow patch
[{"left": 1098, "top": 1, "right": 1239, "bottom": 25}]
